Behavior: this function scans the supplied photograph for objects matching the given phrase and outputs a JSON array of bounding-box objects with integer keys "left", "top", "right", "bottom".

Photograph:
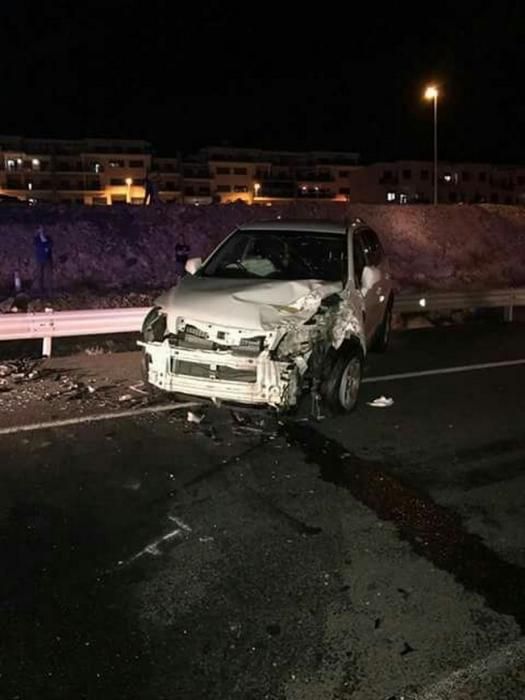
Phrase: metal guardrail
[
  {"left": 0, "top": 307, "right": 150, "bottom": 356},
  {"left": 393, "top": 288, "right": 525, "bottom": 322},
  {"left": 0, "top": 288, "right": 524, "bottom": 356}
]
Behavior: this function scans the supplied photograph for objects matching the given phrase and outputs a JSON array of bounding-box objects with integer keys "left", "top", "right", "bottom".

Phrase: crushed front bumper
[{"left": 138, "top": 340, "right": 299, "bottom": 407}]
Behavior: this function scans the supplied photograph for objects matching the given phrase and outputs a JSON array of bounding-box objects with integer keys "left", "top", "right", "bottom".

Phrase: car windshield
[{"left": 201, "top": 229, "right": 347, "bottom": 282}]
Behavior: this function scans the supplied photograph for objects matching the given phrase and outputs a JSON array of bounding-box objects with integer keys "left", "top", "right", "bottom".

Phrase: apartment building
[
  {"left": 201, "top": 146, "right": 360, "bottom": 204},
  {"left": 0, "top": 135, "right": 185, "bottom": 205},
  {"left": 2, "top": 136, "right": 524, "bottom": 206},
  {"left": 347, "top": 161, "right": 525, "bottom": 205}
]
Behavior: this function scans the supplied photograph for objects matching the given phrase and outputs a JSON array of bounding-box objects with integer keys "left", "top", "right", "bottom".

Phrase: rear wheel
[{"left": 323, "top": 342, "right": 363, "bottom": 413}]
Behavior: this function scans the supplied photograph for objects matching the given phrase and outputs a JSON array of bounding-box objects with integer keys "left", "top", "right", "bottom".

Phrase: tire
[
  {"left": 371, "top": 296, "right": 393, "bottom": 353},
  {"left": 142, "top": 307, "right": 166, "bottom": 343},
  {"left": 322, "top": 342, "right": 363, "bottom": 413}
]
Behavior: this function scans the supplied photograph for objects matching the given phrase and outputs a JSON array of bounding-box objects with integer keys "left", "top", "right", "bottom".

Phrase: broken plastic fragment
[
  {"left": 367, "top": 396, "right": 394, "bottom": 408},
  {"left": 187, "top": 410, "right": 204, "bottom": 424}
]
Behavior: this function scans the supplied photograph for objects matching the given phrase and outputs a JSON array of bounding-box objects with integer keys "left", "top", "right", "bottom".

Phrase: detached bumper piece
[{"left": 139, "top": 340, "right": 299, "bottom": 407}]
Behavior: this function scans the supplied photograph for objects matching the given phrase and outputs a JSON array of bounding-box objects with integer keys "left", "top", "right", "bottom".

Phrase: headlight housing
[{"left": 273, "top": 331, "right": 311, "bottom": 360}]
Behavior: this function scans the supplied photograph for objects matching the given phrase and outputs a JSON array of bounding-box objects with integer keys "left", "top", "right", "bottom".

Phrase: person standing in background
[
  {"left": 143, "top": 172, "right": 160, "bottom": 206},
  {"left": 34, "top": 225, "right": 53, "bottom": 296},
  {"left": 175, "top": 235, "right": 190, "bottom": 278}
]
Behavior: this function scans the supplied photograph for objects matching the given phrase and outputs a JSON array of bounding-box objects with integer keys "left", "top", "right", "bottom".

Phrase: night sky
[{"left": 2, "top": 2, "right": 524, "bottom": 163}]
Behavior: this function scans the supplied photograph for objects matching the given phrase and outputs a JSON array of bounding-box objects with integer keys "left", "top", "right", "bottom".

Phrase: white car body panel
[{"left": 140, "top": 220, "right": 392, "bottom": 408}]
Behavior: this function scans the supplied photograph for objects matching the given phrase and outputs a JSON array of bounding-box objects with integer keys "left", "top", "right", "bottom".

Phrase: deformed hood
[{"left": 156, "top": 276, "right": 343, "bottom": 332}]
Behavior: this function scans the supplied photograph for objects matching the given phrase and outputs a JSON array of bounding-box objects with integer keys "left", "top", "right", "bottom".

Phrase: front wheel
[
  {"left": 142, "top": 306, "right": 166, "bottom": 343},
  {"left": 322, "top": 343, "right": 363, "bottom": 413}
]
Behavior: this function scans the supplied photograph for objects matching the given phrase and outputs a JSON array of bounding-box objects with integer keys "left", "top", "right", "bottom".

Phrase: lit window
[
  {"left": 94, "top": 163, "right": 101, "bottom": 173},
  {"left": 32, "top": 158, "right": 40, "bottom": 169},
  {"left": 28, "top": 182, "right": 33, "bottom": 191},
  {"left": 386, "top": 192, "right": 396, "bottom": 202},
  {"left": 444, "top": 173, "right": 452, "bottom": 183},
  {"left": 7, "top": 159, "right": 15, "bottom": 170},
  {"left": 400, "top": 194, "right": 408, "bottom": 204}
]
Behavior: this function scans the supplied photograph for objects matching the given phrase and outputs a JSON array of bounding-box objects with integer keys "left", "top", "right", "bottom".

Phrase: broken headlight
[{"left": 273, "top": 332, "right": 311, "bottom": 361}]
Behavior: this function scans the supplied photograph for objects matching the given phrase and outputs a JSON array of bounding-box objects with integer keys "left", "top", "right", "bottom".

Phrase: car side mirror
[
  {"left": 360, "top": 265, "right": 381, "bottom": 294},
  {"left": 185, "top": 257, "right": 202, "bottom": 275}
]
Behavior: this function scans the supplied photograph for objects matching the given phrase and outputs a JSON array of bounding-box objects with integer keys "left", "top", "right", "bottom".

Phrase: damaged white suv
[{"left": 139, "top": 219, "right": 393, "bottom": 413}]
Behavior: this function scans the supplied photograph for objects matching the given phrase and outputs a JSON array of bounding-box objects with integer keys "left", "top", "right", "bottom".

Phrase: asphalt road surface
[{"left": 1, "top": 322, "right": 525, "bottom": 699}]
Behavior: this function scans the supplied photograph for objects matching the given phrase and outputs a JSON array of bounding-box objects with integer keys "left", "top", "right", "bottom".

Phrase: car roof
[{"left": 237, "top": 219, "right": 349, "bottom": 235}]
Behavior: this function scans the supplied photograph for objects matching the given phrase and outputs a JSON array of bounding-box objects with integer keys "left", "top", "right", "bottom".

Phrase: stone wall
[{"left": 1, "top": 202, "right": 524, "bottom": 298}]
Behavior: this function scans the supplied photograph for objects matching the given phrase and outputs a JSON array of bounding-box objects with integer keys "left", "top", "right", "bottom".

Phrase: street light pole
[
  {"left": 424, "top": 85, "right": 439, "bottom": 205},
  {"left": 433, "top": 92, "right": 438, "bottom": 205}
]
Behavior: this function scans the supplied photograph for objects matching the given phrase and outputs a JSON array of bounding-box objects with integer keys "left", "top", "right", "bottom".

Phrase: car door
[{"left": 353, "top": 228, "right": 386, "bottom": 344}]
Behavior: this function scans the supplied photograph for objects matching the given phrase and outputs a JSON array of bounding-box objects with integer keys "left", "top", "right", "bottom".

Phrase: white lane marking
[
  {"left": 120, "top": 527, "right": 184, "bottom": 565},
  {"left": 416, "top": 637, "right": 525, "bottom": 699},
  {"left": 0, "top": 401, "right": 200, "bottom": 436},
  {"left": 168, "top": 515, "right": 192, "bottom": 532},
  {"left": 363, "top": 358, "right": 525, "bottom": 384}
]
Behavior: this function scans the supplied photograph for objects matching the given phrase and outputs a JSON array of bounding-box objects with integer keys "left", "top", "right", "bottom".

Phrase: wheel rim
[{"left": 338, "top": 357, "right": 361, "bottom": 410}]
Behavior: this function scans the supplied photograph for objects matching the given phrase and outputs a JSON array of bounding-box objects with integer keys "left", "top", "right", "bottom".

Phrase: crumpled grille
[
  {"left": 184, "top": 325, "right": 208, "bottom": 339},
  {"left": 171, "top": 359, "right": 257, "bottom": 383}
]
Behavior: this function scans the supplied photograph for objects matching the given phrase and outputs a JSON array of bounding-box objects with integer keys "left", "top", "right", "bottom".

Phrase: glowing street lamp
[
  {"left": 125, "top": 177, "right": 133, "bottom": 203},
  {"left": 424, "top": 85, "right": 439, "bottom": 205},
  {"left": 253, "top": 182, "right": 261, "bottom": 200}
]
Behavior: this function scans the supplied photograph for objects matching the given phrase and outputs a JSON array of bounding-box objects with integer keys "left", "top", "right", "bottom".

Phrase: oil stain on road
[{"left": 285, "top": 420, "right": 525, "bottom": 632}]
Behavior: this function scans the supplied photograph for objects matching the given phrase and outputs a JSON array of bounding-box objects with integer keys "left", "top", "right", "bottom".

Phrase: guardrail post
[
  {"left": 42, "top": 336, "right": 53, "bottom": 357},
  {"left": 42, "top": 307, "right": 54, "bottom": 357}
]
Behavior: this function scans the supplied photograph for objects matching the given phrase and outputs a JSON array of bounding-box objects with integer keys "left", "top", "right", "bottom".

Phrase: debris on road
[
  {"left": 129, "top": 382, "right": 148, "bottom": 396},
  {"left": 187, "top": 410, "right": 205, "bottom": 424},
  {"left": 118, "top": 394, "right": 134, "bottom": 402},
  {"left": 0, "top": 358, "right": 42, "bottom": 380},
  {"left": 400, "top": 642, "right": 415, "bottom": 656},
  {"left": 367, "top": 396, "right": 394, "bottom": 408},
  {"left": 85, "top": 345, "right": 107, "bottom": 356},
  {"left": 0, "top": 358, "right": 44, "bottom": 398}
]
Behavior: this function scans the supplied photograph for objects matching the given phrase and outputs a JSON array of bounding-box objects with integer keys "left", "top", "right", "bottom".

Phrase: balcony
[
  {"left": 258, "top": 184, "right": 295, "bottom": 198},
  {"left": 5, "top": 179, "right": 24, "bottom": 189},
  {"left": 257, "top": 172, "right": 294, "bottom": 182},
  {"left": 296, "top": 172, "right": 334, "bottom": 182},
  {"left": 183, "top": 169, "right": 211, "bottom": 180},
  {"left": 379, "top": 175, "right": 399, "bottom": 185}
]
